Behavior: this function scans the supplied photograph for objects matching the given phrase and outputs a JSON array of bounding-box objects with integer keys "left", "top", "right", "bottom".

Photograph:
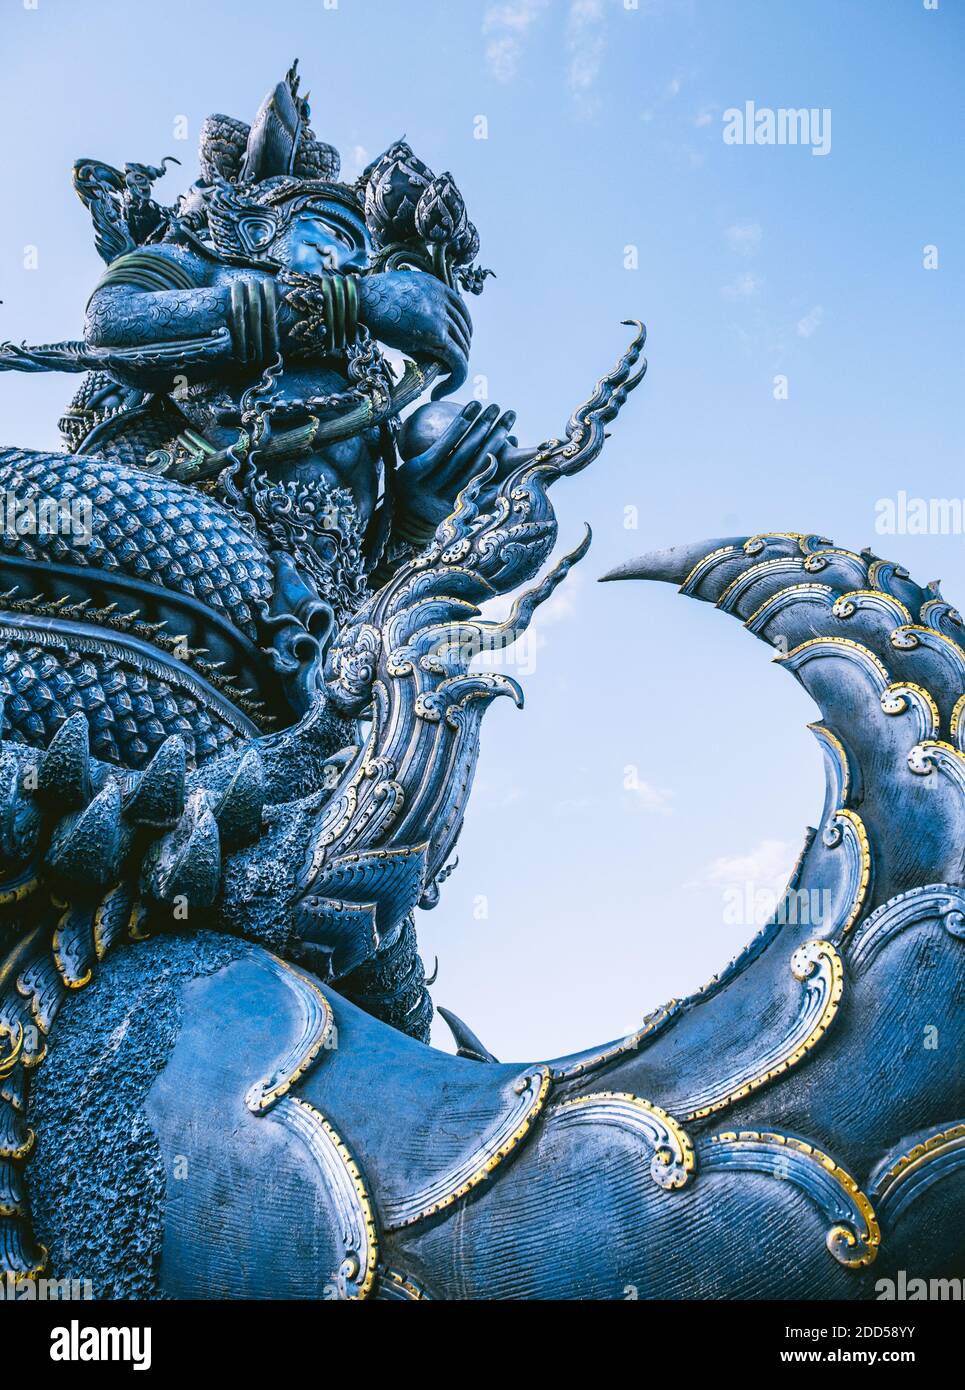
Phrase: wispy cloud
[
  {"left": 699, "top": 838, "right": 796, "bottom": 892},
  {"left": 624, "top": 779, "right": 674, "bottom": 816},
  {"left": 722, "top": 270, "right": 763, "bottom": 299},
  {"left": 485, "top": 0, "right": 548, "bottom": 32},
  {"left": 797, "top": 304, "right": 824, "bottom": 338},
  {"left": 483, "top": 0, "right": 550, "bottom": 83},
  {"left": 566, "top": 0, "right": 608, "bottom": 109},
  {"left": 483, "top": 0, "right": 610, "bottom": 106},
  {"left": 344, "top": 145, "right": 370, "bottom": 180},
  {"left": 726, "top": 221, "right": 762, "bottom": 256}
]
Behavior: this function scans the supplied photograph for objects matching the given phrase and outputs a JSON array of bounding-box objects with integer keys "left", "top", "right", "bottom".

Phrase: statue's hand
[
  {"left": 358, "top": 271, "right": 471, "bottom": 399},
  {"left": 394, "top": 400, "right": 533, "bottom": 544}
]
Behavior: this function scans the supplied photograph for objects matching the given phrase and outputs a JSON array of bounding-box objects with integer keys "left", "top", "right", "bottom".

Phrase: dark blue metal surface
[{"left": 0, "top": 68, "right": 960, "bottom": 1300}]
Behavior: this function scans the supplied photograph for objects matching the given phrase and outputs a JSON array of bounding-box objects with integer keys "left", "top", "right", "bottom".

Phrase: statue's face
[{"left": 278, "top": 209, "right": 370, "bottom": 275}]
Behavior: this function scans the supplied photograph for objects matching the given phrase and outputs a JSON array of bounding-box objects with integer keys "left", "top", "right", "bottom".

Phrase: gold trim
[
  {"left": 831, "top": 588, "right": 913, "bottom": 625},
  {"left": 51, "top": 906, "right": 92, "bottom": 991},
  {"left": 920, "top": 597, "right": 964, "bottom": 629},
  {"left": 801, "top": 547, "right": 868, "bottom": 574},
  {"left": 384, "top": 1066, "right": 552, "bottom": 1228},
  {"left": 716, "top": 557, "right": 806, "bottom": 612},
  {"left": 285, "top": 1096, "right": 378, "bottom": 1301},
  {"left": 881, "top": 682, "right": 941, "bottom": 738},
  {"left": 92, "top": 884, "right": 130, "bottom": 961},
  {"left": 952, "top": 693, "right": 965, "bottom": 741},
  {"left": 245, "top": 956, "right": 335, "bottom": 1113},
  {"left": 743, "top": 532, "right": 821, "bottom": 555},
  {"left": 127, "top": 902, "right": 152, "bottom": 941},
  {"left": 868, "top": 557, "right": 910, "bottom": 591},
  {"left": 832, "top": 809, "right": 872, "bottom": 934},
  {"left": 777, "top": 636, "right": 890, "bottom": 686},
  {"left": 891, "top": 622, "right": 965, "bottom": 670},
  {"left": 0, "top": 1127, "right": 35, "bottom": 1161},
  {"left": 744, "top": 582, "right": 834, "bottom": 632},
  {"left": 378, "top": 1266, "right": 432, "bottom": 1300},
  {"left": 874, "top": 1123, "right": 965, "bottom": 1200},
  {"left": 706, "top": 1130, "right": 879, "bottom": 1268},
  {"left": 679, "top": 545, "right": 738, "bottom": 595},
  {"left": 554, "top": 1090, "right": 695, "bottom": 1189},
  {"left": 808, "top": 724, "right": 851, "bottom": 805},
  {"left": 680, "top": 941, "right": 843, "bottom": 1121},
  {"left": 909, "top": 738, "right": 965, "bottom": 782}
]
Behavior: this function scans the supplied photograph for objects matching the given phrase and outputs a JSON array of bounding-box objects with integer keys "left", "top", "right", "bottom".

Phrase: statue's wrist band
[{"left": 229, "top": 278, "right": 281, "bottom": 365}]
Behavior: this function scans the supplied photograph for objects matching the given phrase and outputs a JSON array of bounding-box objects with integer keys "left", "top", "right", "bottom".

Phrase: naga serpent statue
[{"left": 0, "top": 66, "right": 961, "bottom": 1301}]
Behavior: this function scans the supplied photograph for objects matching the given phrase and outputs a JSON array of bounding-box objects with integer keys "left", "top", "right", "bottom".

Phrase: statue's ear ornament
[
  {"left": 237, "top": 213, "right": 280, "bottom": 255},
  {"left": 73, "top": 156, "right": 179, "bottom": 265},
  {"left": 202, "top": 181, "right": 254, "bottom": 260}
]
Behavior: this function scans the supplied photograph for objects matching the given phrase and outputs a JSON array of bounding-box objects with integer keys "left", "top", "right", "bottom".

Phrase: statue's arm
[{"left": 83, "top": 247, "right": 282, "bottom": 389}]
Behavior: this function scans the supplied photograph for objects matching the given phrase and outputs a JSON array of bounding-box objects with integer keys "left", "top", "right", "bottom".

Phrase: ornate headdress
[
  {"left": 197, "top": 61, "right": 340, "bottom": 185},
  {"left": 72, "top": 63, "right": 491, "bottom": 295}
]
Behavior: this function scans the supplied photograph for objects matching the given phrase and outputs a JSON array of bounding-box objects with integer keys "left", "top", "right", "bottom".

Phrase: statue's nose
[{"left": 342, "top": 248, "right": 369, "bottom": 274}]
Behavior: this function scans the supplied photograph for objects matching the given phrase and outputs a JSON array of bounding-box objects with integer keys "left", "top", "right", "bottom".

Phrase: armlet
[{"left": 89, "top": 250, "right": 203, "bottom": 300}]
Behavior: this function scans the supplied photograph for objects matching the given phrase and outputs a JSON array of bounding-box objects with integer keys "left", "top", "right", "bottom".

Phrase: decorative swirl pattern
[
  {"left": 671, "top": 941, "right": 843, "bottom": 1123},
  {"left": 549, "top": 1091, "right": 695, "bottom": 1190},
  {"left": 699, "top": 1130, "right": 879, "bottom": 1268},
  {"left": 381, "top": 1067, "right": 552, "bottom": 1228}
]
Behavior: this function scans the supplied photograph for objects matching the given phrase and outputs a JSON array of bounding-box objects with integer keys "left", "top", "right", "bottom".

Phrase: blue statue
[{"left": 0, "top": 67, "right": 961, "bottom": 1300}]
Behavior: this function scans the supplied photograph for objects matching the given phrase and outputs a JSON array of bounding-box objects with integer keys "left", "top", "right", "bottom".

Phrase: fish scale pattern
[
  {"left": 0, "top": 449, "right": 274, "bottom": 640},
  {"left": 0, "top": 641, "right": 247, "bottom": 768}
]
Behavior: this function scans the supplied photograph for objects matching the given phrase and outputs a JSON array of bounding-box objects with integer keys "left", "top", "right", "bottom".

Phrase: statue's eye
[
  {"left": 304, "top": 216, "right": 359, "bottom": 252},
  {"left": 324, "top": 227, "right": 353, "bottom": 249}
]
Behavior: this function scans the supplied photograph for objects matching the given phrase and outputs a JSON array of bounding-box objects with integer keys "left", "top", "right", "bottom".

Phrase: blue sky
[{"left": 1, "top": 0, "right": 963, "bottom": 1060}]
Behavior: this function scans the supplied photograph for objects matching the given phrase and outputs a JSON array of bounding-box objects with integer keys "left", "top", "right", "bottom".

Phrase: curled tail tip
[
  {"left": 620, "top": 317, "right": 647, "bottom": 343},
  {"left": 599, "top": 537, "right": 746, "bottom": 585}
]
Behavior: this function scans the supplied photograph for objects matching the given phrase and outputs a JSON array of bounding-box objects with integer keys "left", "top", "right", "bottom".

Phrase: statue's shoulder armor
[{"left": 89, "top": 243, "right": 214, "bottom": 299}]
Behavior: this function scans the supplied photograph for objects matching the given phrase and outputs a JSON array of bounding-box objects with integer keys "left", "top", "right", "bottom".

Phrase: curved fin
[{"left": 437, "top": 1005, "right": 499, "bottom": 1063}]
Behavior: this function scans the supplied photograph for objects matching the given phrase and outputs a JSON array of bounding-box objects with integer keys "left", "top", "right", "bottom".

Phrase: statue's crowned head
[
  {"left": 71, "top": 62, "right": 491, "bottom": 293},
  {"left": 186, "top": 62, "right": 490, "bottom": 293}
]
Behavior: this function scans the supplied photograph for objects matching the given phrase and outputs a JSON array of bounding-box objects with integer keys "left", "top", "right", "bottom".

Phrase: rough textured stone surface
[{"left": 27, "top": 930, "right": 247, "bottom": 1299}]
